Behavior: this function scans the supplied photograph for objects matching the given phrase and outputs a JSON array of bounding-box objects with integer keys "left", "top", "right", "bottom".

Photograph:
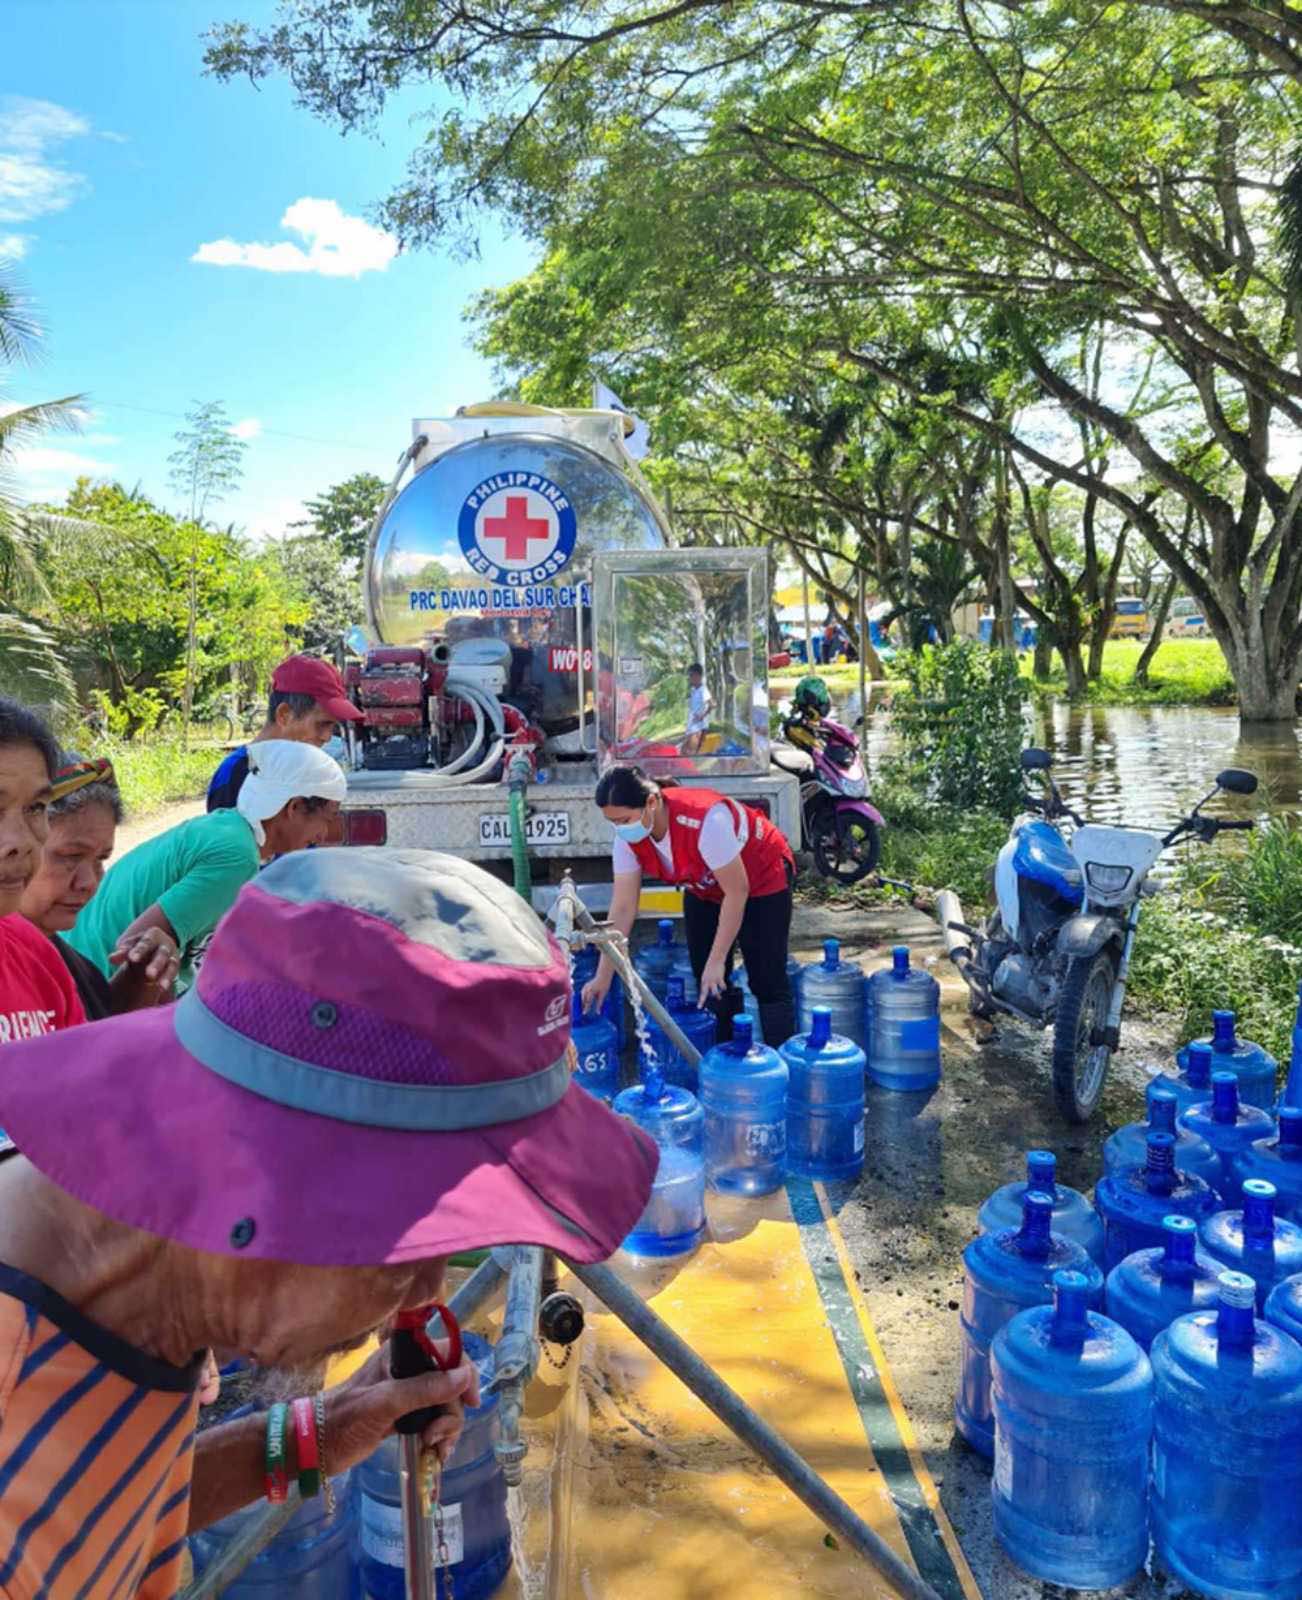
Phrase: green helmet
[{"left": 793, "top": 675, "right": 831, "bottom": 716}]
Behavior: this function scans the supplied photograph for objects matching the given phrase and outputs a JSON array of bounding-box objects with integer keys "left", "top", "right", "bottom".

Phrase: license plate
[{"left": 479, "top": 810, "right": 571, "bottom": 847}]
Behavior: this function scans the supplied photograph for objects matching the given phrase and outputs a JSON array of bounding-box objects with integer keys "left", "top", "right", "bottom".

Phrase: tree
[
  {"left": 208, "top": 0, "right": 1302, "bottom": 720},
  {"left": 33, "top": 481, "right": 306, "bottom": 734},
  {"left": 299, "top": 471, "right": 387, "bottom": 568},
  {"left": 272, "top": 533, "right": 363, "bottom": 653},
  {"left": 168, "top": 401, "right": 247, "bottom": 740}
]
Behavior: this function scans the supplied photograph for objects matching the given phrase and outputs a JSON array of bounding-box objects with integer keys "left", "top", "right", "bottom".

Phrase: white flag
[{"left": 594, "top": 380, "right": 650, "bottom": 459}]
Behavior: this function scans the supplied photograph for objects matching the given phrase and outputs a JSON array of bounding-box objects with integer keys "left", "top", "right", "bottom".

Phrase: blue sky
[{"left": 1, "top": 0, "right": 538, "bottom": 537}]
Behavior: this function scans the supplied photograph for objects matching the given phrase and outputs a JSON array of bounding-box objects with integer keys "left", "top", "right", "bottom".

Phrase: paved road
[{"left": 111, "top": 796, "right": 205, "bottom": 861}]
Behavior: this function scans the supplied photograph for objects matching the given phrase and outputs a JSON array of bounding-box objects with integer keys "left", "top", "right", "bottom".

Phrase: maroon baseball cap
[
  {"left": 272, "top": 654, "right": 363, "bottom": 722},
  {"left": 0, "top": 849, "right": 658, "bottom": 1267}
]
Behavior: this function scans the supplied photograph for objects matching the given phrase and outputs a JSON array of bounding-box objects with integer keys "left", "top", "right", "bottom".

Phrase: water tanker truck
[{"left": 339, "top": 402, "right": 800, "bottom": 912}]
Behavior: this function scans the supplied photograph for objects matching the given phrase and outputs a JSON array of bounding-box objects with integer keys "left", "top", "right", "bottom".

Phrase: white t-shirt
[
  {"left": 686, "top": 683, "right": 712, "bottom": 734},
  {"left": 612, "top": 801, "right": 742, "bottom": 877}
]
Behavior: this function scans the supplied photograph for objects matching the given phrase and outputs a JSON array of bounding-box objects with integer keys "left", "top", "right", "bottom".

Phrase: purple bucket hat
[{"left": 0, "top": 849, "right": 657, "bottom": 1267}]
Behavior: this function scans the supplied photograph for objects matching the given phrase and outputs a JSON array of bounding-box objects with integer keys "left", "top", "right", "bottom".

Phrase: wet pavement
[{"left": 785, "top": 895, "right": 1183, "bottom": 1600}]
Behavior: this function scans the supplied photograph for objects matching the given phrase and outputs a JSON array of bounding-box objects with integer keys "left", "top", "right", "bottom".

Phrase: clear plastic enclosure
[{"left": 592, "top": 549, "right": 770, "bottom": 778}]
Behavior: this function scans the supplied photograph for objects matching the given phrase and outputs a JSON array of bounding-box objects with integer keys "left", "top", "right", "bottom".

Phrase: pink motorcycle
[{"left": 775, "top": 679, "right": 885, "bottom": 884}]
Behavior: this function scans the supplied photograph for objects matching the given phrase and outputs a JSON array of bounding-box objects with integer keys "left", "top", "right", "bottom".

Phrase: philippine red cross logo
[{"left": 458, "top": 471, "right": 578, "bottom": 584}]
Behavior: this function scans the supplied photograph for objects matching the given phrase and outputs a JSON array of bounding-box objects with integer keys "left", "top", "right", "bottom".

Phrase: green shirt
[{"left": 68, "top": 808, "right": 260, "bottom": 985}]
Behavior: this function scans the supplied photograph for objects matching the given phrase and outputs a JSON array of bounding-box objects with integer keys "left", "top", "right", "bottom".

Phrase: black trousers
[{"left": 683, "top": 883, "right": 796, "bottom": 1046}]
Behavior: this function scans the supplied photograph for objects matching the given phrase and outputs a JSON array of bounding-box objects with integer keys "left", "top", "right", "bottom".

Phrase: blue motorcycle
[{"left": 937, "top": 749, "right": 1257, "bottom": 1122}]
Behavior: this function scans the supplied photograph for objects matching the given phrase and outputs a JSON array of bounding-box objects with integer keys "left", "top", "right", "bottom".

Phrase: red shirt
[
  {"left": 0, "top": 914, "right": 85, "bottom": 1046},
  {"left": 626, "top": 787, "right": 794, "bottom": 903}
]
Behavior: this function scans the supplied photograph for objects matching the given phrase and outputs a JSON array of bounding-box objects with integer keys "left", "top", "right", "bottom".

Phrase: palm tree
[{"left": 0, "top": 269, "right": 92, "bottom": 715}]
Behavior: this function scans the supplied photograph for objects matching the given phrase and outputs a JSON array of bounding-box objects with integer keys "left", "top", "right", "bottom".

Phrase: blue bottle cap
[
  {"left": 1186, "top": 1041, "right": 1213, "bottom": 1087},
  {"left": 732, "top": 1015, "right": 755, "bottom": 1053},
  {"left": 822, "top": 938, "right": 840, "bottom": 969},
  {"left": 1161, "top": 1215, "right": 1197, "bottom": 1267},
  {"left": 1212, "top": 1010, "right": 1237, "bottom": 1049},
  {"left": 1217, "top": 1269, "right": 1257, "bottom": 1349},
  {"left": 808, "top": 1007, "right": 832, "bottom": 1048},
  {"left": 1026, "top": 1150, "right": 1057, "bottom": 1190},
  {"left": 1049, "top": 1269, "right": 1091, "bottom": 1345},
  {"left": 657, "top": 919, "right": 674, "bottom": 945},
  {"left": 891, "top": 945, "right": 910, "bottom": 977},
  {"left": 1242, "top": 1179, "right": 1278, "bottom": 1243},
  {"left": 1211, "top": 1071, "right": 1239, "bottom": 1124},
  {"left": 1146, "top": 1085, "right": 1178, "bottom": 1133}
]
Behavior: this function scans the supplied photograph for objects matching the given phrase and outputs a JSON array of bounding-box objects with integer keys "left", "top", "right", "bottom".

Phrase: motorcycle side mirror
[
  {"left": 1215, "top": 768, "right": 1258, "bottom": 795},
  {"left": 1020, "top": 748, "right": 1053, "bottom": 772}
]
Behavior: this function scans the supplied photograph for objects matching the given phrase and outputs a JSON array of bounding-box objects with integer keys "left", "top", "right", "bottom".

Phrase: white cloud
[
  {"left": 192, "top": 197, "right": 397, "bottom": 279},
  {"left": 0, "top": 97, "right": 91, "bottom": 223},
  {"left": 0, "top": 233, "right": 28, "bottom": 259},
  {"left": 229, "top": 417, "right": 262, "bottom": 440},
  {"left": 13, "top": 444, "right": 113, "bottom": 477}
]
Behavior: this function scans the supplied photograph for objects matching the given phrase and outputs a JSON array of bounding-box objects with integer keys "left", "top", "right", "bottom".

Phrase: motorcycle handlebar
[{"left": 1214, "top": 818, "right": 1257, "bottom": 831}]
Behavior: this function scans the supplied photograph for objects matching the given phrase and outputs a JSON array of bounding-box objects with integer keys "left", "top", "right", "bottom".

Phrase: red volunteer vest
[{"left": 628, "top": 788, "right": 794, "bottom": 903}]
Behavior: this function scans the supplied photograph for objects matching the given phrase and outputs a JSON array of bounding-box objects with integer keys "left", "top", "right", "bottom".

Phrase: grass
[
  {"left": 76, "top": 730, "right": 220, "bottom": 821},
  {"left": 773, "top": 639, "right": 1236, "bottom": 708},
  {"left": 1021, "top": 638, "right": 1236, "bottom": 707}
]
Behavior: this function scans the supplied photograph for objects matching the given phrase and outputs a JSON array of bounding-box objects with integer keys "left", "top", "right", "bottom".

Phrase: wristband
[
  {"left": 264, "top": 1402, "right": 290, "bottom": 1503},
  {"left": 291, "top": 1397, "right": 321, "bottom": 1499}
]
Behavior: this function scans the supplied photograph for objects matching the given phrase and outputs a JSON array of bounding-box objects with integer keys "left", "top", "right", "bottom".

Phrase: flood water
[{"left": 846, "top": 693, "right": 1302, "bottom": 825}]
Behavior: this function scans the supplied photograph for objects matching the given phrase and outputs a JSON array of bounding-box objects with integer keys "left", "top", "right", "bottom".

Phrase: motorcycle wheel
[
  {"left": 1051, "top": 948, "right": 1118, "bottom": 1123},
  {"left": 810, "top": 807, "right": 881, "bottom": 884}
]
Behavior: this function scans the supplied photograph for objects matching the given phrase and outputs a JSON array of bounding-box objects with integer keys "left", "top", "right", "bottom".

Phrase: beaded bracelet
[
  {"left": 290, "top": 1396, "right": 321, "bottom": 1500},
  {"left": 264, "top": 1402, "right": 289, "bottom": 1503}
]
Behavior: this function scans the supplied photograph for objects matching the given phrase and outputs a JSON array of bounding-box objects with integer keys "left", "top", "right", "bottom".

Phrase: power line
[{"left": 1, "top": 382, "right": 390, "bottom": 457}]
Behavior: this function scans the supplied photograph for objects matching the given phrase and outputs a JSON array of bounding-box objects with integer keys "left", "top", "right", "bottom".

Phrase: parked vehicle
[
  {"left": 938, "top": 749, "right": 1257, "bottom": 1123},
  {"left": 1167, "top": 596, "right": 1210, "bottom": 639},
  {"left": 773, "top": 676, "right": 884, "bottom": 884},
  {"left": 1109, "top": 596, "right": 1149, "bottom": 639}
]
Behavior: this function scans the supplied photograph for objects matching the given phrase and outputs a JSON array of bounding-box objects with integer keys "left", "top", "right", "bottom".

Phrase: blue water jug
[
  {"left": 1233, "top": 1107, "right": 1302, "bottom": 1223},
  {"left": 991, "top": 1270, "right": 1153, "bottom": 1588},
  {"left": 570, "top": 988, "right": 620, "bottom": 1103},
  {"left": 570, "top": 943, "right": 625, "bottom": 1047},
  {"left": 977, "top": 1150, "right": 1106, "bottom": 1266},
  {"left": 1151, "top": 1039, "right": 1216, "bottom": 1117},
  {"left": 191, "top": 1470, "right": 355, "bottom": 1598},
  {"left": 1264, "top": 1273, "right": 1302, "bottom": 1345},
  {"left": 798, "top": 939, "right": 867, "bottom": 1048},
  {"left": 699, "top": 1015, "right": 788, "bottom": 1196},
  {"left": 639, "top": 974, "right": 714, "bottom": 1093},
  {"left": 1282, "top": 981, "right": 1302, "bottom": 1110},
  {"left": 867, "top": 946, "right": 941, "bottom": 1092},
  {"left": 634, "top": 919, "right": 680, "bottom": 1003},
  {"left": 780, "top": 1007, "right": 866, "bottom": 1182},
  {"left": 1181, "top": 1072, "right": 1276, "bottom": 1204},
  {"left": 356, "top": 1334, "right": 510, "bottom": 1600},
  {"left": 1177, "top": 1009, "right": 1278, "bottom": 1111},
  {"left": 1105, "top": 1215, "right": 1221, "bottom": 1351},
  {"left": 955, "top": 1190, "right": 1104, "bottom": 1459},
  {"left": 1200, "top": 1178, "right": 1302, "bottom": 1312},
  {"left": 1095, "top": 1131, "right": 1217, "bottom": 1269},
  {"left": 1104, "top": 1083, "right": 1219, "bottom": 1193},
  {"left": 614, "top": 1066, "right": 706, "bottom": 1256},
  {"left": 1151, "top": 1271, "right": 1302, "bottom": 1600}
]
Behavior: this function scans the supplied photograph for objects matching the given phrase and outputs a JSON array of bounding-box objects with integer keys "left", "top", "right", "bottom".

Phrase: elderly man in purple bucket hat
[{"left": 0, "top": 847, "right": 656, "bottom": 1599}]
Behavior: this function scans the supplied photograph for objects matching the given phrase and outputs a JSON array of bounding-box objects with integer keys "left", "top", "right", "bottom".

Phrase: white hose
[{"left": 416, "top": 676, "right": 507, "bottom": 786}]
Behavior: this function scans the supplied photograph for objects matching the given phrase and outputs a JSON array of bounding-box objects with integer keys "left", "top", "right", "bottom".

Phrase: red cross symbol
[{"left": 481, "top": 495, "right": 552, "bottom": 562}]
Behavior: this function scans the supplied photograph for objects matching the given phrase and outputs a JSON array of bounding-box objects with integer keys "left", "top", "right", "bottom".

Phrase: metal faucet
[{"left": 488, "top": 1246, "right": 544, "bottom": 1486}]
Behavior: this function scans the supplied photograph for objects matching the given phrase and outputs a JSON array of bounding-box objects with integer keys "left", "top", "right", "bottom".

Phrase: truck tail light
[{"left": 343, "top": 809, "right": 388, "bottom": 847}]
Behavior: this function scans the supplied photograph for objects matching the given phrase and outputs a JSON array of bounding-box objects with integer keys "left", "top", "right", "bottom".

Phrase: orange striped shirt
[{"left": 0, "top": 1265, "right": 202, "bottom": 1600}]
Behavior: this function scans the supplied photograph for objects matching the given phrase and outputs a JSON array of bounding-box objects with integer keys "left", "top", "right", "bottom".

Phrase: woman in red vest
[{"left": 581, "top": 765, "right": 797, "bottom": 1045}]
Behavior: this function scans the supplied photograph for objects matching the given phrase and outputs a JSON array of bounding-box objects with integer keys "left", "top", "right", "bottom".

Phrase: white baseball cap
[{"left": 237, "top": 739, "right": 347, "bottom": 845}]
